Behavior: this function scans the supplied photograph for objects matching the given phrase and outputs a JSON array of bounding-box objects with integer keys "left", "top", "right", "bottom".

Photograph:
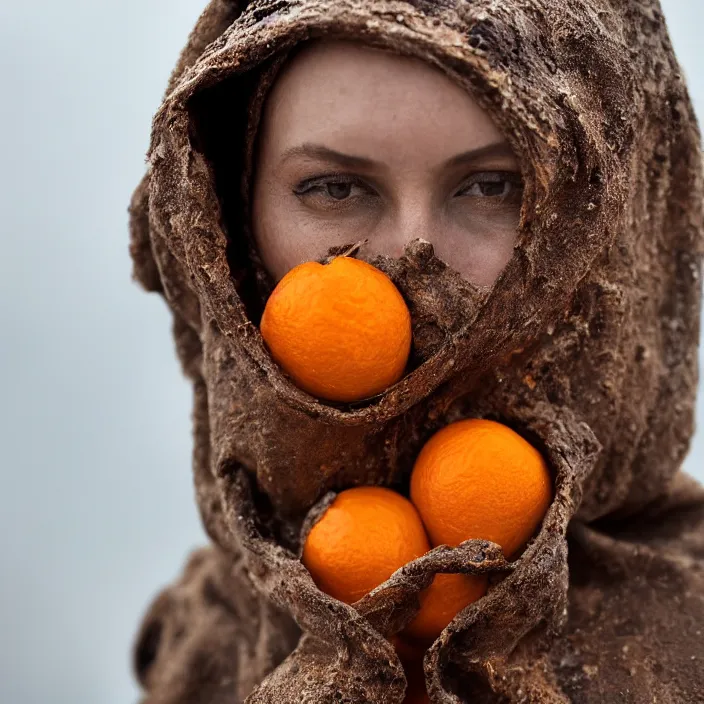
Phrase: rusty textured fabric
[{"left": 128, "top": 1, "right": 704, "bottom": 702}]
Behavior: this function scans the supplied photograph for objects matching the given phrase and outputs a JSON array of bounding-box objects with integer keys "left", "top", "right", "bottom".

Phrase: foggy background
[{"left": 1, "top": 2, "right": 702, "bottom": 702}]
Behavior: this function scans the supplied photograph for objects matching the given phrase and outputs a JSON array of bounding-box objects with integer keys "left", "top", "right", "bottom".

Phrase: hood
[{"left": 129, "top": 1, "right": 703, "bottom": 701}]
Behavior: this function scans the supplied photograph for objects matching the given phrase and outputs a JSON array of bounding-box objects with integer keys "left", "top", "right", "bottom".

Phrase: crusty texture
[{"left": 129, "top": 1, "right": 704, "bottom": 702}]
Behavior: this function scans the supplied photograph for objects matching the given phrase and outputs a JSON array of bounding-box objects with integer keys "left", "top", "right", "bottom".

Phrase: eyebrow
[
  {"left": 279, "top": 141, "right": 517, "bottom": 170},
  {"left": 280, "top": 143, "right": 377, "bottom": 169},
  {"left": 445, "top": 141, "right": 517, "bottom": 167}
]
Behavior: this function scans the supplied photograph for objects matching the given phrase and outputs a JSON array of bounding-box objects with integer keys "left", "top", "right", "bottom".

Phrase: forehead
[{"left": 259, "top": 39, "right": 505, "bottom": 154}]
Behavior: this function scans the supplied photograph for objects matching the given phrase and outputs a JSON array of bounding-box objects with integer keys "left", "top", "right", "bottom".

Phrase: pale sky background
[{"left": 0, "top": 2, "right": 702, "bottom": 703}]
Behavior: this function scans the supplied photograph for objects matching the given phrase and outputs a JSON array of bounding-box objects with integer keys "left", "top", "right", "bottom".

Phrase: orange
[
  {"left": 260, "top": 256, "right": 412, "bottom": 402},
  {"left": 302, "top": 487, "right": 430, "bottom": 605},
  {"left": 404, "top": 572, "right": 487, "bottom": 643},
  {"left": 410, "top": 419, "right": 552, "bottom": 559}
]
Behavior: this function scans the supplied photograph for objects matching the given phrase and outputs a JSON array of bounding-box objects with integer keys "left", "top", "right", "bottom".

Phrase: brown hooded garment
[{"left": 128, "top": 1, "right": 704, "bottom": 702}]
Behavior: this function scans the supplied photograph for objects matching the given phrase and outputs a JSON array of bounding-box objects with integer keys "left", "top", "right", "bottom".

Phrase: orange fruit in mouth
[
  {"left": 260, "top": 256, "right": 412, "bottom": 402},
  {"left": 410, "top": 419, "right": 552, "bottom": 559},
  {"left": 302, "top": 486, "right": 430, "bottom": 605}
]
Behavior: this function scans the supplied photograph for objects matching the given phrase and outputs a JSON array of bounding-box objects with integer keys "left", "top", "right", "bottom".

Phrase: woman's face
[{"left": 252, "top": 40, "right": 523, "bottom": 286}]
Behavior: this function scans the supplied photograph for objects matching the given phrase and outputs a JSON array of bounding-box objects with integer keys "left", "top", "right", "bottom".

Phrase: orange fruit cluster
[
  {"left": 261, "top": 256, "right": 412, "bottom": 402},
  {"left": 263, "top": 258, "right": 552, "bottom": 700},
  {"left": 302, "top": 419, "right": 552, "bottom": 699}
]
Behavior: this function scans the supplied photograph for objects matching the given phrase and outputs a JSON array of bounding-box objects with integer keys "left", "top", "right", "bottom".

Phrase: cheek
[
  {"left": 252, "top": 183, "right": 295, "bottom": 281},
  {"left": 432, "top": 219, "right": 518, "bottom": 287},
  {"left": 253, "top": 195, "right": 304, "bottom": 281},
  {"left": 252, "top": 186, "right": 352, "bottom": 281}
]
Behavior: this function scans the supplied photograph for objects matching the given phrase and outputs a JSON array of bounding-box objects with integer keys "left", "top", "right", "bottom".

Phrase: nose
[{"left": 366, "top": 202, "right": 433, "bottom": 260}]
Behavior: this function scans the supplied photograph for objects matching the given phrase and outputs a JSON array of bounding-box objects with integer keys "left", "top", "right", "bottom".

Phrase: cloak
[{"left": 129, "top": 1, "right": 704, "bottom": 701}]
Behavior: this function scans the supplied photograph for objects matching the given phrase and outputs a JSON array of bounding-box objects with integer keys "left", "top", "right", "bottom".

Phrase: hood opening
[{"left": 189, "top": 64, "right": 276, "bottom": 326}]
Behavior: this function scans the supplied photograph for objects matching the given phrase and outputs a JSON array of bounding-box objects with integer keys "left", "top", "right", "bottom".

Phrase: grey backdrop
[{"left": 0, "top": 2, "right": 702, "bottom": 703}]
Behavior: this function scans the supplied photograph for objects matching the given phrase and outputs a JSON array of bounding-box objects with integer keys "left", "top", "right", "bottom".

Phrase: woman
[{"left": 129, "top": 1, "right": 704, "bottom": 702}]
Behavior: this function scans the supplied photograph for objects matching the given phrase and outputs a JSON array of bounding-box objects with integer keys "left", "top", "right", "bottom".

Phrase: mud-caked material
[{"left": 130, "top": 1, "right": 704, "bottom": 702}]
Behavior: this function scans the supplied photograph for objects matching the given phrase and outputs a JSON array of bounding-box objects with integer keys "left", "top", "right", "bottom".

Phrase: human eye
[
  {"left": 455, "top": 172, "right": 524, "bottom": 201},
  {"left": 292, "top": 174, "right": 376, "bottom": 209}
]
